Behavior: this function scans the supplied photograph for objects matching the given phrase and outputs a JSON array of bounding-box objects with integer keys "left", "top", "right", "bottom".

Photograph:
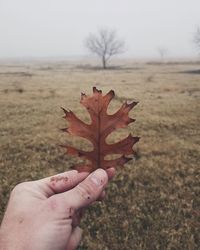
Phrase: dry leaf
[{"left": 61, "top": 87, "right": 139, "bottom": 172}]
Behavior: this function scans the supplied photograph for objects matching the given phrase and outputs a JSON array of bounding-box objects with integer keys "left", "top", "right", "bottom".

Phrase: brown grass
[{"left": 0, "top": 60, "right": 200, "bottom": 249}]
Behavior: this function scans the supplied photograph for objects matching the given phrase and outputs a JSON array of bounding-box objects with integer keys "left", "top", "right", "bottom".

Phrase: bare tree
[
  {"left": 157, "top": 47, "right": 168, "bottom": 61},
  {"left": 85, "top": 28, "right": 125, "bottom": 69},
  {"left": 194, "top": 26, "right": 200, "bottom": 54}
]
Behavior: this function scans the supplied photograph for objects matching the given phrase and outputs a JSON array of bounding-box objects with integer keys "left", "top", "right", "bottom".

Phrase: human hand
[{"left": 0, "top": 168, "right": 115, "bottom": 250}]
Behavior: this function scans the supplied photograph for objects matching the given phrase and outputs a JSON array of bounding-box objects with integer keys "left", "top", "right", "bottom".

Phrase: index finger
[{"left": 35, "top": 170, "right": 89, "bottom": 197}]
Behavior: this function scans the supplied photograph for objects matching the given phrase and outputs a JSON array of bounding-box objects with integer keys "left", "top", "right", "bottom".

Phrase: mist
[{"left": 0, "top": 0, "right": 200, "bottom": 59}]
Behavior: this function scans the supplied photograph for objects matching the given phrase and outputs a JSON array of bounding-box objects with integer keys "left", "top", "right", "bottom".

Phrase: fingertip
[{"left": 106, "top": 167, "right": 116, "bottom": 180}]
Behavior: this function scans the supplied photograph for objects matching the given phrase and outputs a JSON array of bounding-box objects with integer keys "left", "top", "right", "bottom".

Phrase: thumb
[
  {"left": 57, "top": 168, "right": 108, "bottom": 211},
  {"left": 66, "top": 226, "right": 82, "bottom": 250}
]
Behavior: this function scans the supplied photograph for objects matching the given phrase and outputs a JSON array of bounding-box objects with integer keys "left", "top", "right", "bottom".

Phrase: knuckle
[
  {"left": 47, "top": 196, "right": 75, "bottom": 218},
  {"left": 46, "top": 196, "right": 59, "bottom": 211},
  {"left": 11, "top": 182, "right": 29, "bottom": 195},
  {"left": 66, "top": 206, "right": 75, "bottom": 218}
]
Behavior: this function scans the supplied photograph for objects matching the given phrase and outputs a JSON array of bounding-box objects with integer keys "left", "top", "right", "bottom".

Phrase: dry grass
[{"left": 0, "top": 60, "right": 200, "bottom": 249}]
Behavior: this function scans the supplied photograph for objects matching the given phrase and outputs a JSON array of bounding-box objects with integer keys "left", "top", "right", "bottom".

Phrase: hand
[{"left": 0, "top": 168, "right": 115, "bottom": 250}]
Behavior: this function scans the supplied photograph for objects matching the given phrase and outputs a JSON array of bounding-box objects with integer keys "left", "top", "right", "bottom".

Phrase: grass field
[{"left": 0, "top": 59, "right": 200, "bottom": 249}]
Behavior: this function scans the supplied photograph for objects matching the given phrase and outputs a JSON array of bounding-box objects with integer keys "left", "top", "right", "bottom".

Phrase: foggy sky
[{"left": 0, "top": 0, "right": 200, "bottom": 59}]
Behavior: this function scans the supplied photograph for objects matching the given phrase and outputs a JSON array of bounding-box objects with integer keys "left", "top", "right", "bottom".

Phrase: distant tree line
[{"left": 84, "top": 26, "right": 200, "bottom": 69}]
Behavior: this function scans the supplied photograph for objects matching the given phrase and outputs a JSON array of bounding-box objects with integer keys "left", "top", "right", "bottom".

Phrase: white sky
[{"left": 0, "top": 0, "right": 200, "bottom": 58}]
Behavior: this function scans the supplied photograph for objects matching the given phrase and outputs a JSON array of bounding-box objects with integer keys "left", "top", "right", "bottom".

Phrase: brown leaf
[{"left": 61, "top": 87, "right": 139, "bottom": 172}]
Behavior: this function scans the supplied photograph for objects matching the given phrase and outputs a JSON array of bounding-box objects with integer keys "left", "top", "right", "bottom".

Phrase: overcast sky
[{"left": 0, "top": 0, "right": 200, "bottom": 59}]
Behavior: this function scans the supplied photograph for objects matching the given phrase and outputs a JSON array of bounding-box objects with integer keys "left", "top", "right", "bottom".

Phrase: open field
[{"left": 0, "top": 60, "right": 200, "bottom": 249}]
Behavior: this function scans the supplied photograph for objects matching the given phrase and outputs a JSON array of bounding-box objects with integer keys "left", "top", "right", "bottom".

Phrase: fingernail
[{"left": 90, "top": 169, "right": 107, "bottom": 186}]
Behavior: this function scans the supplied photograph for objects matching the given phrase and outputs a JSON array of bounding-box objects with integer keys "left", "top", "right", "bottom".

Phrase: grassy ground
[{"left": 0, "top": 60, "right": 199, "bottom": 249}]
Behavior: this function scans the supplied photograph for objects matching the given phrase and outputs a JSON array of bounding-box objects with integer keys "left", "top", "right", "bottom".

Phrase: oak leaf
[{"left": 61, "top": 87, "right": 139, "bottom": 172}]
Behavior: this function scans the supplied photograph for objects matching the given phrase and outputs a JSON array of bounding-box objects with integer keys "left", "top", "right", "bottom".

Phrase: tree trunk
[{"left": 102, "top": 56, "right": 106, "bottom": 69}]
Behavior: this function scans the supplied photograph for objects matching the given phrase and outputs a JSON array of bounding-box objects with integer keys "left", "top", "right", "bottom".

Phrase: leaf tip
[
  {"left": 133, "top": 136, "right": 140, "bottom": 144},
  {"left": 123, "top": 155, "right": 133, "bottom": 164},
  {"left": 60, "top": 128, "right": 69, "bottom": 133},
  {"left": 93, "top": 86, "right": 102, "bottom": 94},
  {"left": 108, "top": 89, "right": 115, "bottom": 97},
  {"left": 61, "top": 107, "right": 70, "bottom": 114},
  {"left": 136, "top": 136, "right": 141, "bottom": 141},
  {"left": 126, "top": 101, "right": 138, "bottom": 110},
  {"left": 81, "top": 92, "right": 87, "bottom": 100},
  {"left": 129, "top": 118, "right": 136, "bottom": 124}
]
